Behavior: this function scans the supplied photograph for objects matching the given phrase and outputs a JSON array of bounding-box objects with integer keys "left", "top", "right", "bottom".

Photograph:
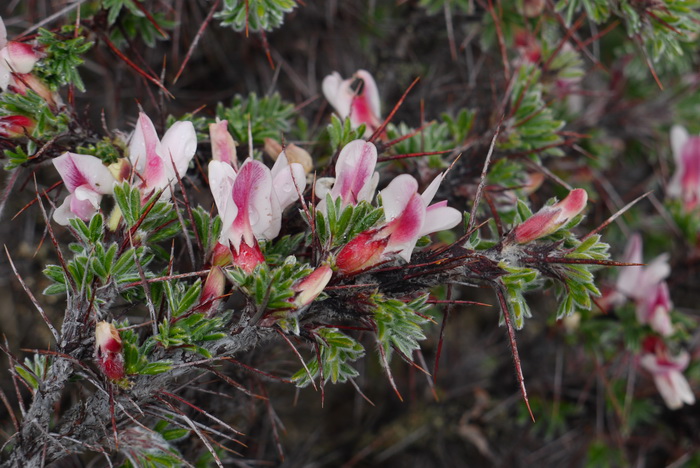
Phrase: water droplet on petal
[{"left": 248, "top": 206, "right": 259, "bottom": 225}]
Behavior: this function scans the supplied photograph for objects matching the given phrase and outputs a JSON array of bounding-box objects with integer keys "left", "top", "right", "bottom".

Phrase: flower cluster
[{"left": 52, "top": 113, "right": 197, "bottom": 224}]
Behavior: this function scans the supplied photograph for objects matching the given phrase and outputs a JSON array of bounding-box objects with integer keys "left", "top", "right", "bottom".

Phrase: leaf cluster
[
  {"left": 500, "top": 64, "right": 565, "bottom": 158},
  {"left": 35, "top": 26, "right": 93, "bottom": 92},
  {"left": 216, "top": 0, "right": 298, "bottom": 32},
  {"left": 292, "top": 327, "right": 364, "bottom": 387},
  {"left": 372, "top": 293, "right": 430, "bottom": 364},
  {"left": 315, "top": 195, "right": 384, "bottom": 251},
  {"left": 215, "top": 93, "right": 295, "bottom": 147}
]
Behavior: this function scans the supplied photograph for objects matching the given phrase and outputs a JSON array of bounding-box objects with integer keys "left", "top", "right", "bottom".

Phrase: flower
[
  {"left": 612, "top": 233, "right": 673, "bottom": 336},
  {"left": 668, "top": 125, "right": 700, "bottom": 212},
  {"left": 512, "top": 188, "right": 587, "bottom": 244},
  {"left": 209, "top": 154, "right": 306, "bottom": 272},
  {"left": 315, "top": 139, "right": 379, "bottom": 213},
  {"left": 640, "top": 337, "right": 695, "bottom": 410},
  {"left": 128, "top": 112, "right": 197, "bottom": 197},
  {"left": 0, "top": 16, "right": 41, "bottom": 91},
  {"left": 322, "top": 70, "right": 381, "bottom": 137},
  {"left": 52, "top": 152, "right": 116, "bottom": 225},
  {"left": 336, "top": 172, "right": 461, "bottom": 274},
  {"left": 95, "top": 321, "right": 125, "bottom": 381}
]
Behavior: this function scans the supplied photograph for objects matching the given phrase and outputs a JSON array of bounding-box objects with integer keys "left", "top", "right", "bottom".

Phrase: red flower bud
[
  {"left": 95, "top": 321, "right": 125, "bottom": 381},
  {"left": 513, "top": 189, "right": 587, "bottom": 244},
  {"left": 336, "top": 230, "right": 389, "bottom": 274}
]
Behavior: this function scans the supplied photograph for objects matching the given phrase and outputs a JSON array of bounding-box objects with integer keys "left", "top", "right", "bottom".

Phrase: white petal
[
  {"left": 669, "top": 371, "right": 696, "bottom": 406},
  {"left": 0, "top": 16, "right": 7, "bottom": 50},
  {"left": 208, "top": 160, "right": 238, "bottom": 230},
  {"left": 322, "top": 72, "right": 352, "bottom": 118},
  {"left": 420, "top": 204, "right": 462, "bottom": 237},
  {"left": 654, "top": 374, "right": 683, "bottom": 410},
  {"left": 0, "top": 63, "right": 10, "bottom": 90},
  {"left": 421, "top": 172, "right": 445, "bottom": 207},
  {"left": 52, "top": 194, "right": 74, "bottom": 226},
  {"left": 671, "top": 125, "right": 689, "bottom": 165},
  {"left": 160, "top": 121, "right": 197, "bottom": 178},
  {"left": 668, "top": 125, "right": 689, "bottom": 197},
  {"left": 272, "top": 158, "right": 306, "bottom": 211}
]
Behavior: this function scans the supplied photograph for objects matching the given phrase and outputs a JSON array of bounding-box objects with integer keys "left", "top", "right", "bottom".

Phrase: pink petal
[
  {"left": 209, "top": 120, "right": 237, "bottom": 167},
  {"left": 385, "top": 192, "right": 426, "bottom": 262},
  {"left": 331, "top": 140, "right": 378, "bottom": 207},
  {"left": 129, "top": 112, "right": 160, "bottom": 174},
  {"left": 160, "top": 120, "right": 197, "bottom": 179},
  {"left": 354, "top": 70, "right": 381, "bottom": 122},
  {"left": 381, "top": 174, "right": 419, "bottom": 222},
  {"left": 70, "top": 191, "right": 99, "bottom": 221},
  {"left": 53, "top": 152, "right": 115, "bottom": 195},
  {"left": 1, "top": 42, "right": 38, "bottom": 74}
]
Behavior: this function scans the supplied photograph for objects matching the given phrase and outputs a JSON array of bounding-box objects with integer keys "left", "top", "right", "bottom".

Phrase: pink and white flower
[
  {"left": 209, "top": 153, "right": 305, "bottom": 272},
  {"left": 512, "top": 188, "right": 588, "bottom": 244},
  {"left": 336, "top": 172, "right": 461, "bottom": 274},
  {"left": 668, "top": 125, "right": 700, "bottom": 212},
  {"left": 52, "top": 152, "right": 116, "bottom": 225},
  {"left": 322, "top": 70, "right": 381, "bottom": 137},
  {"left": 640, "top": 337, "right": 695, "bottom": 410},
  {"left": 612, "top": 234, "right": 673, "bottom": 336},
  {"left": 315, "top": 139, "right": 379, "bottom": 212},
  {"left": 128, "top": 112, "right": 197, "bottom": 197},
  {"left": 0, "top": 16, "right": 41, "bottom": 91}
]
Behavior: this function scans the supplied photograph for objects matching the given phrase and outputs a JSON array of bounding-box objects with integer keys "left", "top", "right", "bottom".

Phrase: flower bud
[
  {"left": 209, "top": 120, "right": 237, "bottom": 167},
  {"left": 199, "top": 266, "right": 227, "bottom": 315},
  {"left": 95, "top": 321, "right": 125, "bottom": 381},
  {"left": 294, "top": 265, "right": 332, "bottom": 307},
  {"left": 336, "top": 230, "right": 389, "bottom": 274},
  {"left": 513, "top": 188, "right": 587, "bottom": 244},
  {"left": 0, "top": 115, "right": 33, "bottom": 138},
  {"left": 265, "top": 138, "right": 313, "bottom": 174},
  {"left": 522, "top": 0, "right": 545, "bottom": 17}
]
